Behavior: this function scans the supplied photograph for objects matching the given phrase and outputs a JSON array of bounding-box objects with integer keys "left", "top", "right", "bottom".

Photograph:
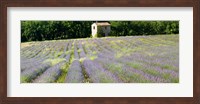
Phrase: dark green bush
[{"left": 21, "top": 21, "right": 179, "bottom": 42}]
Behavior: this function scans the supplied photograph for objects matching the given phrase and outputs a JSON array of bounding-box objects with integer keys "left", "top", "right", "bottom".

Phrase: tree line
[{"left": 21, "top": 21, "right": 179, "bottom": 42}]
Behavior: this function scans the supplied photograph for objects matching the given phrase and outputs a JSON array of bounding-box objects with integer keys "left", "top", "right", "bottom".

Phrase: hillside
[{"left": 21, "top": 35, "right": 179, "bottom": 83}]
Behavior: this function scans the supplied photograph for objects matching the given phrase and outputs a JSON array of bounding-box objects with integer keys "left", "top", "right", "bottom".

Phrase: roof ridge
[{"left": 94, "top": 22, "right": 111, "bottom": 26}]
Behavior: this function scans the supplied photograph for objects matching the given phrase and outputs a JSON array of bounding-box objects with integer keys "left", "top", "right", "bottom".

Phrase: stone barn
[{"left": 91, "top": 22, "right": 111, "bottom": 37}]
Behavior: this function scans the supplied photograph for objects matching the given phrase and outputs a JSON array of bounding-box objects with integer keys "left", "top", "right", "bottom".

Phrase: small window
[
  {"left": 93, "top": 26, "right": 95, "bottom": 29},
  {"left": 105, "top": 26, "right": 107, "bottom": 30}
]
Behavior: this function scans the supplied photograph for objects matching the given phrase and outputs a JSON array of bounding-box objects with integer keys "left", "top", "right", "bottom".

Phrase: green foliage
[
  {"left": 79, "top": 57, "right": 86, "bottom": 63},
  {"left": 21, "top": 76, "right": 30, "bottom": 83},
  {"left": 21, "top": 21, "right": 179, "bottom": 42},
  {"left": 110, "top": 21, "right": 179, "bottom": 36},
  {"left": 89, "top": 56, "right": 97, "bottom": 60},
  {"left": 56, "top": 63, "right": 69, "bottom": 83},
  {"left": 21, "top": 21, "right": 93, "bottom": 42},
  {"left": 96, "top": 26, "right": 104, "bottom": 37},
  {"left": 127, "top": 63, "right": 142, "bottom": 69},
  {"left": 43, "top": 58, "right": 66, "bottom": 66}
]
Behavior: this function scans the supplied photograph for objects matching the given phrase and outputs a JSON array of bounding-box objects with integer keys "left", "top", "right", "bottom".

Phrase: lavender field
[{"left": 21, "top": 35, "right": 179, "bottom": 83}]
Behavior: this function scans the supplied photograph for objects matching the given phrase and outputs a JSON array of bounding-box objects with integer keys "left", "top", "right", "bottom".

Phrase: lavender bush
[{"left": 21, "top": 35, "right": 179, "bottom": 83}]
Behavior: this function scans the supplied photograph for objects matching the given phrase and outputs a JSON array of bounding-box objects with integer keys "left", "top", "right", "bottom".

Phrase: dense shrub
[{"left": 21, "top": 21, "right": 179, "bottom": 42}]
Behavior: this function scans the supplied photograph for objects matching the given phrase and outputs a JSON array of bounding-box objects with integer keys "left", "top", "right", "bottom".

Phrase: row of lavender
[{"left": 21, "top": 35, "right": 179, "bottom": 83}]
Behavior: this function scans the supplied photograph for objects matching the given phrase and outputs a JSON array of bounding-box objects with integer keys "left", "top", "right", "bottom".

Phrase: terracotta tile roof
[{"left": 95, "top": 22, "right": 110, "bottom": 26}]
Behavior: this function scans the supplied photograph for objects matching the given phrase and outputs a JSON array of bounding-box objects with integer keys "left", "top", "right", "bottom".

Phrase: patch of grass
[
  {"left": 110, "top": 41, "right": 119, "bottom": 48},
  {"left": 115, "top": 48, "right": 129, "bottom": 58},
  {"left": 70, "top": 56, "right": 75, "bottom": 62},
  {"left": 56, "top": 44, "right": 75, "bottom": 83},
  {"left": 85, "top": 43, "right": 97, "bottom": 49},
  {"left": 21, "top": 76, "right": 30, "bottom": 83},
  {"left": 81, "top": 61, "right": 92, "bottom": 83},
  {"left": 153, "top": 44, "right": 168, "bottom": 47},
  {"left": 171, "top": 77, "right": 179, "bottom": 83},
  {"left": 105, "top": 63, "right": 134, "bottom": 82},
  {"left": 161, "top": 73, "right": 178, "bottom": 82},
  {"left": 115, "top": 53, "right": 124, "bottom": 58},
  {"left": 43, "top": 58, "right": 66, "bottom": 66},
  {"left": 42, "top": 48, "right": 51, "bottom": 54},
  {"left": 99, "top": 75, "right": 116, "bottom": 83},
  {"left": 56, "top": 63, "right": 69, "bottom": 83},
  {"left": 69, "top": 43, "right": 75, "bottom": 63},
  {"left": 151, "top": 62, "right": 161, "bottom": 67},
  {"left": 77, "top": 49, "right": 82, "bottom": 53},
  {"left": 92, "top": 51, "right": 97, "bottom": 55},
  {"left": 162, "top": 73, "right": 171, "bottom": 80},
  {"left": 143, "top": 68, "right": 178, "bottom": 82},
  {"left": 90, "top": 68, "right": 116, "bottom": 83},
  {"left": 116, "top": 40, "right": 123, "bottom": 43},
  {"left": 161, "top": 65, "right": 174, "bottom": 70},
  {"left": 23, "top": 50, "right": 34, "bottom": 56},
  {"left": 79, "top": 57, "right": 86, "bottom": 63},
  {"left": 129, "top": 73, "right": 150, "bottom": 83},
  {"left": 127, "top": 62, "right": 142, "bottom": 69},
  {"left": 144, "top": 69, "right": 160, "bottom": 76},
  {"left": 107, "top": 64, "right": 123, "bottom": 74},
  {"left": 65, "top": 50, "right": 73, "bottom": 55},
  {"left": 110, "top": 41, "right": 116, "bottom": 44},
  {"left": 89, "top": 56, "right": 97, "bottom": 60},
  {"left": 21, "top": 42, "right": 34, "bottom": 48},
  {"left": 151, "top": 63, "right": 178, "bottom": 72},
  {"left": 54, "top": 51, "right": 63, "bottom": 58},
  {"left": 115, "top": 47, "right": 142, "bottom": 58},
  {"left": 146, "top": 52, "right": 155, "bottom": 56}
]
